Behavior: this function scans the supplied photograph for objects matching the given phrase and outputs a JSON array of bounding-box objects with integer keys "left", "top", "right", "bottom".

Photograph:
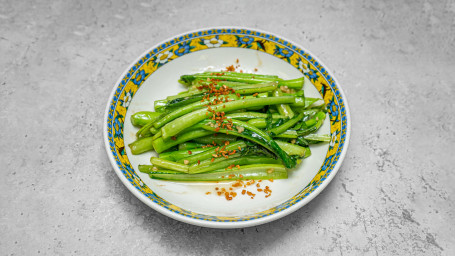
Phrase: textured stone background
[{"left": 1, "top": 0, "right": 454, "bottom": 255}]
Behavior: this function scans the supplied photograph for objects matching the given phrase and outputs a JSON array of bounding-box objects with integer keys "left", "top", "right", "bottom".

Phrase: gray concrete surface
[{"left": 1, "top": 0, "right": 454, "bottom": 255}]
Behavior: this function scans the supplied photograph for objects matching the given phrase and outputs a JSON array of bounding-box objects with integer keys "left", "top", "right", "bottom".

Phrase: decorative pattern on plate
[{"left": 106, "top": 28, "right": 348, "bottom": 222}]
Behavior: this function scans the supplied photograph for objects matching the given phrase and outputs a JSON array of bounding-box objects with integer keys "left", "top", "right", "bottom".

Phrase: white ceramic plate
[{"left": 104, "top": 27, "right": 350, "bottom": 228}]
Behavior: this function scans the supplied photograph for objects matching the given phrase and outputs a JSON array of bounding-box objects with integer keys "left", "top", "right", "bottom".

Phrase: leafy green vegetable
[{"left": 128, "top": 71, "right": 330, "bottom": 185}]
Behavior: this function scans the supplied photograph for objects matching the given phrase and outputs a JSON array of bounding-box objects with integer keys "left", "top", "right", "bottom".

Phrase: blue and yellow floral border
[{"left": 106, "top": 28, "right": 348, "bottom": 222}]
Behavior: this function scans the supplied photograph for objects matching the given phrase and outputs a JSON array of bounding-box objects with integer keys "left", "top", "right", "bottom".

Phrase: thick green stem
[
  {"left": 191, "top": 152, "right": 242, "bottom": 168},
  {"left": 179, "top": 72, "right": 279, "bottom": 85},
  {"left": 128, "top": 137, "right": 154, "bottom": 154},
  {"left": 136, "top": 118, "right": 161, "bottom": 138},
  {"left": 180, "top": 72, "right": 304, "bottom": 89},
  {"left": 153, "top": 94, "right": 236, "bottom": 129},
  {"left": 161, "top": 96, "right": 295, "bottom": 139},
  {"left": 131, "top": 111, "right": 162, "bottom": 127},
  {"left": 273, "top": 131, "right": 298, "bottom": 139},
  {"left": 225, "top": 112, "right": 286, "bottom": 120},
  {"left": 150, "top": 157, "right": 189, "bottom": 173},
  {"left": 233, "top": 82, "right": 278, "bottom": 94},
  {"left": 178, "top": 142, "right": 206, "bottom": 150},
  {"left": 159, "top": 147, "right": 211, "bottom": 161},
  {"left": 279, "top": 77, "right": 304, "bottom": 90},
  {"left": 138, "top": 165, "right": 181, "bottom": 174},
  {"left": 166, "top": 90, "right": 204, "bottom": 101},
  {"left": 290, "top": 97, "right": 325, "bottom": 108},
  {"left": 302, "top": 134, "right": 331, "bottom": 142},
  {"left": 189, "top": 156, "right": 281, "bottom": 174},
  {"left": 276, "top": 140, "right": 311, "bottom": 158},
  {"left": 152, "top": 129, "right": 214, "bottom": 153},
  {"left": 247, "top": 118, "right": 267, "bottom": 129},
  {"left": 269, "top": 112, "right": 305, "bottom": 136},
  {"left": 164, "top": 94, "right": 206, "bottom": 109},
  {"left": 177, "top": 141, "right": 247, "bottom": 164},
  {"left": 298, "top": 111, "right": 326, "bottom": 136},
  {"left": 150, "top": 164, "right": 288, "bottom": 181},
  {"left": 273, "top": 90, "right": 294, "bottom": 118},
  {"left": 192, "top": 134, "right": 237, "bottom": 144},
  {"left": 154, "top": 100, "right": 168, "bottom": 112}
]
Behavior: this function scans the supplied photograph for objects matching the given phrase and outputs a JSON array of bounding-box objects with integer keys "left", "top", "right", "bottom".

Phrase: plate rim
[{"left": 103, "top": 26, "right": 351, "bottom": 228}]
